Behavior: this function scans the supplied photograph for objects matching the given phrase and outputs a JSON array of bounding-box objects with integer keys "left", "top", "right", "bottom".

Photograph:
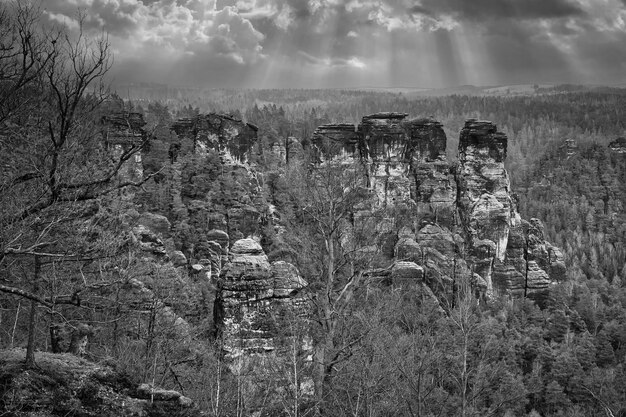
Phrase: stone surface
[
  {"left": 132, "top": 225, "right": 167, "bottom": 257},
  {"left": 215, "top": 238, "right": 310, "bottom": 359},
  {"left": 170, "top": 250, "right": 187, "bottom": 267},
  {"left": 101, "top": 111, "right": 147, "bottom": 182},
  {"left": 0, "top": 349, "right": 200, "bottom": 417},
  {"left": 609, "top": 137, "right": 626, "bottom": 153},
  {"left": 213, "top": 239, "right": 312, "bottom": 412},
  {"left": 312, "top": 114, "right": 566, "bottom": 300},
  {"left": 171, "top": 113, "right": 258, "bottom": 163},
  {"left": 391, "top": 261, "right": 424, "bottom": 283},
  {"left": 138, "top": 212, "right": 171, "bottom": 238}
]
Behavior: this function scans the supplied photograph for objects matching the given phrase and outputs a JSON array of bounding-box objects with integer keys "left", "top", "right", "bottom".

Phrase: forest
[{"left": 1, "top": 2, "right": 626, "bottom": 417}]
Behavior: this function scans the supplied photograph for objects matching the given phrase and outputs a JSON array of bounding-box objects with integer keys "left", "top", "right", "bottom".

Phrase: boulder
[
  {"left": 132, "top": 225, "right": 167, "bottom": 257},
  {"left": 138, "top": 212, "right": 171, "bottom": 238},
  {"left": 391, "top": 261, "right": 424, "bottom": 283}
]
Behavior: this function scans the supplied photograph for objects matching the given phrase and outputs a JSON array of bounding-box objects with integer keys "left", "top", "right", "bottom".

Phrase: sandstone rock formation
[
  {"left": 312, "top": 114, "right": 565, "bottom": 300},
  {"left": 213, "top": 238, "right": 312, "bottom": 411},
  {"left": 561, "top": 138, "right": 578, "bottom": 158},
  {"left": 101, "top": 111, "right": 147, "bottom": 182},
  {"left": 214, "top": 238, "right": 309, "bottom": 359},
  {"left": 170, "top": 113, "right": 265, "bottom": 245},
  {"left": 456, "top": 119, "right": 514, "bottom": 293},
  {"left": 171, "top": 113, "right": 258, "bottom": 163},
  {"left": 609, "top": 137, "right": 626, "bottom": 153}
]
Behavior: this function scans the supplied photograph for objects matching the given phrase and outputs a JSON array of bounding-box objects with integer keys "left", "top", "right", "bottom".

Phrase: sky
[{"left": 31, "top": 0, "right": 626, "bottom": 88}]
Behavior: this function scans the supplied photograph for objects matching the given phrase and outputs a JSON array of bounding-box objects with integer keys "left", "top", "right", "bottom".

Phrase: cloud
[
  {"left": 413, "top": 0, "right": 585, "bottom": 22},
  {"left": 297, "top": 51, "right": 366, "bottom": 69},
  {"left": 35, "top": 0, "right": 626, "bottom": 88}
]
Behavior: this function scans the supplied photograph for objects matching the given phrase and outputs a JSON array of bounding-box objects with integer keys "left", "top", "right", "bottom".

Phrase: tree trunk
[{"left": 24, "top": 255, "right": 40, "bottom": 367}]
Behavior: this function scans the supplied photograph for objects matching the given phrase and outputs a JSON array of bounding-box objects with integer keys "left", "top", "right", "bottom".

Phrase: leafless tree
[{"left": 0, "top": 2, "right": 152, "bottom": 367}]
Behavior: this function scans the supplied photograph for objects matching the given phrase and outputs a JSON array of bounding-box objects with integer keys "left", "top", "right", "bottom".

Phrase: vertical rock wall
[
  {"left": 312, "top": 114, "right": 565, "bottom": 300},
  {"left": 214, "top": 238, "right": 311, "bottom": 410},
  {"left": 101, "top": 112, "right": 147, "bottom": 182},
  {"left": 170, "top": 113, "right": 265, "bottom": 246},
  {"left": 171, "top": 113, "right": 258, "bottom": 163},
  {"left": 456, "top": 120, "right": 515, "bottom": 293}
]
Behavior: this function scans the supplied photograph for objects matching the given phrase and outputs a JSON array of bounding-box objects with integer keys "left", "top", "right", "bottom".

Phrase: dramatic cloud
[
  {"left": 413, "top": 0, "right": 585, "bottom": 21},
  {"left": 22, "top": 0, "right": 626, "bottom": 88}
]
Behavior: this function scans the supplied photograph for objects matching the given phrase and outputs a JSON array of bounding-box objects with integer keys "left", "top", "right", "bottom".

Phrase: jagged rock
[
  {"left": 391, "top": 261, "right": 424, "bottom": 283},
  {"left": 137, "top": 383, "right": 193, "bottom": 406},
  {"left": 171, "top": 113, "right": 257, "bottom": 163},
  {"left": 207, "top": 229, "right": 229, "bottom": 250},
  {"left": 395, "top": 236, "right": 421, "bottom": 262},
  {"left": 138, "top": 212, "right": 171, "bottom": 238},
  {"left": 287, "top": 136, "right": 304, "bottom": 163},
  {"left": 312, "top": 114, "right": 566, "bottom": 300},
  {"left": 101, "top": 111, "right": 146, "bottom": 145},
  {"left": 169, "top": 113, "right": 264, "bottom": 247},
  {"left": 231, "top": 237, "right": 264, "bottom": 255},
  {"left": 609, "top": 137, "right": 626, "bottom": 153},
  {"left": 272, "top": 261, "right": 308, "bottom": 297},
  {"left": 132, "top": 225, "right": 167, "bottom": 257},
  {"left": 457, "top": 119, "right": 512, "bottom": 262},
  {"left": 526, "top": 261, "right": 552, "bottom": 290},
  {"left": 561, "top": 138, "right": 578, "bottom": 158},
  {"left": 101, "top": 112, "right": 146, "bottom": 183},
  {"left": 170, "top": 250, "right": 187, "bottom": 267},
  {"left": 311, "top": 124, "right": 361, "bottom": 160},
  {"left": 215, "top": 238, "right": 310, "bottom": 356},
  {"left": 214, "top": 239, "right": 312, "bottom": 412},
  {"left": 0, "top": 350, "right": 200, "bottom": 417}
]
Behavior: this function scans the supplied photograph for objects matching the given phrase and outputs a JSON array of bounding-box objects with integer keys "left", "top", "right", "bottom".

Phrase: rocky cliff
[
  {"left": 169, "top": 113, "right": 264, "bottom": 247},
  {"left": 101, "top": 111, "right": 147, "bottom": 182},
  {"left": 213, "top": 238, "right": 312, "bottom": 411},
  {"left": 312, "top": 114, "right": 565, "bottom": 300},
  {"left": 609, "top": 137, "right": 626, "bottom": 153},
  {"left": 214, "top": 238, "right": 309, "bottom": 360},
  {"left": 171, "top": 113, "right": 258, "bottom": 163}
]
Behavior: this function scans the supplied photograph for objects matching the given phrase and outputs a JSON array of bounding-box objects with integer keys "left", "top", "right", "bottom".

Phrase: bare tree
[
  {"left": 0, "top": 2, "right": 152, "bottom": 367},
  {"left": 281, "top": 157, "right": 384, "bottom": 415}
]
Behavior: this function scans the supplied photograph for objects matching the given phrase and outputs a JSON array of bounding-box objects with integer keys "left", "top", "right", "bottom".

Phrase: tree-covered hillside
[{"left": 2, "top": 4, "right": 626, "bottom": 415}]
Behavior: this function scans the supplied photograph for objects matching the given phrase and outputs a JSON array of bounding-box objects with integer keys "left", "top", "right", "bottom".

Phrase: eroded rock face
[
  {"left": 609, "top": 137, "right": 626, "bottom": 153},
  {"left": 312, "top": 114, "right": 566, "bottom": 300},
  {"left": 101, "top": 112, "right": 147, "bottom": 182},
  {"left": 213, "top": 238, "right": 312, "bottom": 411},
  {"left": 169, "top": 113, "right": 265, "bottom": 251},
  {"left": 456, "top": 120, "right": 514, "bottom": 294},
  {"left": 0, "top": 350, "right": 200, "bottom": 417},
  {"left": 214, "top": 238, "right": 310, "bottom": 359},
  {"left": 171, "top": 113, "right": 258, "bottom": 163}
]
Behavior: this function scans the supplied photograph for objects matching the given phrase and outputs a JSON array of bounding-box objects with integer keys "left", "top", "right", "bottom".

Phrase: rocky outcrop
[
  {"left": 138, "top": 212, "right": 171, "bottom": 238},
  {"left": 609, "top": 137, "right": 626, "bottom": 153},
  {"left": 132, "top": 224, "right": 167, "bottom": 257},
  {"left": 101, "top": 112, "right": 147, "bottom": 146},
  {"left": 0, "top": 349, "right": 199, "bottom": 417},
  {"left": 311, "top": 123, "right": 361, "bottom": 160},
  {"left": 561, "top": 138, "right": 578, "bottom": 158},
  {"left": 214, "top": 238, "right": 309, "bottom": 359},
  {"left": 171, "top": 113, "right": 258, "bottom": 163},
  {"left": 101, "top": 111, "right": 147, "bottom": 182},
  {"left": 213, "top": 238, "right": 312, "bottom": 411},
  {"left": 456, "top": 120, "right": 514, "bottom": 294},
  {"left": 312, "top": 114, "right": 566, "bottom": 300},
  {"left": 170, "top": 114, "right": 264, "bottom": 244}
]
